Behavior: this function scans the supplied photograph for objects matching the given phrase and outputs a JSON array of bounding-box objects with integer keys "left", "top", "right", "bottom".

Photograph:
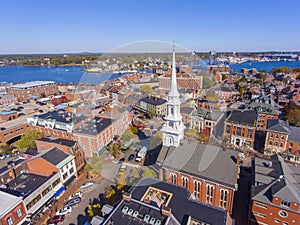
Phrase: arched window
[
  {"left": 220, "top": 189, "right": 228, "bottom": 208},
  {"left": 193, "top": 181, "right": 201, "bottom": 199},
  {"left": 206, "top": 185, "right": 214, "bottom": 204},
  {"left": 182, "top": 176, "right": 189, "bottom": 189},
  {"left": 170, "top": 173, "right": 177, "bottom": 184}
]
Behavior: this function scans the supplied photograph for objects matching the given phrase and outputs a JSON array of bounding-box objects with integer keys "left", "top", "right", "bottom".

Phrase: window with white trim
[
  {"left": 170, "top": 173, "right": 177, "bottom": 184},
  {"left": 280, "top": 200, "right": 290, "bottom": 208},
  {"left": 206, "top": 185, "right": 214, "bottom": 204},
  {"left": 193, "top": 181, "right": 201, "bottom": 199},
  {"left": 253, "top": 211, "right": 266, "bottom": 218},
  {"left": 7, "top": 217, "right": 13, "bottom": 225},
  {"left": 254, "top": 202, "right": 268, "bottom": 209},
  {"left": 182, "top": 176, "right": 189, "bottom": 189},
  {"left": 220, "top": 189, "right": 228, "bottom": 208},
  {"left": 16, "top": 208, "right": 22, "bottom": 218}
]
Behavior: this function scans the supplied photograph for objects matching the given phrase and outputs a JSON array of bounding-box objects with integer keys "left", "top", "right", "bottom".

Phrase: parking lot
[{"left": 60, "top": 178, "right": 114, "bottom": 225}]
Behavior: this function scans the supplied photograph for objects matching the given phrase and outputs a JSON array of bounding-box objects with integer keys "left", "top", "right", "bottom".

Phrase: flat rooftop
[
  {"left": 0, "top": 110, "right": 17, "bottom": 116},
  {"left": 34, "top": 110, "right": 85, "bottom": 124},
  {"left": 38, "top": 136, "right": 76, "bottom": 147},
  {"left": 104, "top": 178, "right": 227, "bottom": 225},
  {"left": 2, "top": 173, "right": 49, "bottom": 199},
  {"left": 10, "top": 81, "right": 55, "bottom": 89},
  {"left": 75, "top": 117, "right": 112, "bottom": 136}
]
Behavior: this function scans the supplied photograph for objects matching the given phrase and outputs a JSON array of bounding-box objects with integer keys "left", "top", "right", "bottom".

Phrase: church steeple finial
[{"left": 169, "top": 42, "right": 179, "bottom": 97}]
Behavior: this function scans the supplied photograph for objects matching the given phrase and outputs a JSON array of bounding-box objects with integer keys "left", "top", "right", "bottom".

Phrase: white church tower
[{"left": 161, "top": 46, "right": 185, "bottom": 147}]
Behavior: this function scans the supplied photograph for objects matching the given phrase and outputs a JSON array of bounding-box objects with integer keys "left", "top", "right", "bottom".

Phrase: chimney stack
[
  {"left": 122, "top": 192, "right": 132, "bottom": 202},
  {"left": 8, "top": 162, "right": 16, "bottom": 180},
  {"left": 161, "top": 206, "right": 171, "bottom": 217}
]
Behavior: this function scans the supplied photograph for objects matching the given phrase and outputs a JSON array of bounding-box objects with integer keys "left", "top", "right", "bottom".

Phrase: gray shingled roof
[
  {"left": 251, "top": 156, "right": 300, "bottom": 213},
  {"left": 247, "top": 102, "right": 280, "bottom": 115},
  {"left": 41, "top": 147, "right": 69, "bottom": 166},
  {"left": 267, "top": 120, "right": 300, "bottom": 143},
  {"left": 157, "top": 141, "right": 239, "bottom": 188},
  {"left": 180, "top": 107, "right": 194, "bottom": 115},
  {"left": 227, "top": 110, "right": 258, "bottom": 126}
]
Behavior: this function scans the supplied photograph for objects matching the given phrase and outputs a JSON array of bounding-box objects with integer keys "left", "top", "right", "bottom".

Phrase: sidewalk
[{"left": 36, "top": 171, "right": 88, "bottom": 225}]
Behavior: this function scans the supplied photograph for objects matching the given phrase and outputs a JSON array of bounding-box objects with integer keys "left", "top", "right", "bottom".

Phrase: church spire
[
  {"left": 169, "top": 44, "right": 179, "bottom": 97},
  {"left": 161, "top": 44, "right": 185, "bottom": 147}
]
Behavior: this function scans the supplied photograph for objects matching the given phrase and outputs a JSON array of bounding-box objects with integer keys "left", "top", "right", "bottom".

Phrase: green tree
[
  {"left": 205, "top": 91, "right": 220, "bottom": 101},
  {"left": 149, "top": 108, "right": 155, "bottom": 118},
  {"left": 141, "top": 84, "right": 153, "bottom": 93},
  {"left": 284, "top": 102, "right": 300, "bottom": 126},
  {"left": 129, "top": 124, "right": 138, "bottom": 134},
  {"left": 130, "top": 168, "right": 140, "bottom": 184},
  {"left": 16, "top": 130, "right": 41, "bottom": 152},
  {"left": 292, "top": 67, "right": 300, "bottom": 73},
  {"left": 238, "top": 77, "right": 247, "bottom": 83},
  {"left": 255, "top": 73, "right": 266, "bottom": 81},
  {"left": 142, "top": 168, "right": 157, "bottom": 178},
  {"left": 1, "top": 145, "right": 12, "bottom": 153},
  {"left": 202, "top": 76, "right": 215, "bottom": 89},
  {"left": 121, "top": 129, "right": 134, "bottom": 141},
  {"left": 272, "top": 66, "right": 292, "bottom": 74},
  {"left": 112, "top": 143, "right": 119, "bottom": 158},
  {"left": 198, "top": 132, "right": 207, "bottom": 142},
  {"left": 221, "top": 74, "right": 227, "bottom": 81}
]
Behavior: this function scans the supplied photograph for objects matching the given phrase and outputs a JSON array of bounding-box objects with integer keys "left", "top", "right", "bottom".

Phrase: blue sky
[{"left": 1, "top": 0, "right": 300, "bottom": 53}]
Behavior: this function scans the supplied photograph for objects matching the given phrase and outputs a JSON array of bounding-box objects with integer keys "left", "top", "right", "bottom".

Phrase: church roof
[{"left": 157, "top": 141, "right": 239, "bottom": 189}]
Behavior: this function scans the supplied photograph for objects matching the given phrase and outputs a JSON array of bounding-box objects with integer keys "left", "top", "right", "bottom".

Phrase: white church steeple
[{"left": 161, "top": 45, "right": 185, "bottom": 147}]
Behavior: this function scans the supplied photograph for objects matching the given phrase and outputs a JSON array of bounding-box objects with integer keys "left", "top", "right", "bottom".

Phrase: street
[{"left": 61, "top": 178, "right": 114, "bottom": 225}]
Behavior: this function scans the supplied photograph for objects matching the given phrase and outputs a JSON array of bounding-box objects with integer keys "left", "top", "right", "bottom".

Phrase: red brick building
[
  {"left": 250, "top": 155, "right": 300, "bottom": 225},
  {"left": 35, "top": 137, "right": 85, "bottom": 176},
  {"left": 74, "top": 117, "right": 113, "bottom": 157},
  {"left": 158, "top": 72, "right": 202, "bottom": 91},
  {"left": 0, "top": 110, "right": 18, "bottom": 122},
  {"left": 264, "top": 120, "right": 300, "bottom": 164},
  {"left": 0, "top": 123, "right": 30, "bottom": 147},
  {"left": 246, "top": 95, "right": 280, "bottom": 130},
  {"left": 157, "top": 142, "right": 240, "bottom": 214},
  {"left": 0, "top": 94, "right": 18, "bottom": 106},
  {"left": 27, "top": 110, "right": 85, "bottom": 140},
  {"left": 225, "top": 110, "right": 258, "bottom": 149},
  {"left": 0, "top": 191, "right": 26, "bottom": 225},
  {"left": 9, "top": 81, "right": 58, "bottom": 102}
]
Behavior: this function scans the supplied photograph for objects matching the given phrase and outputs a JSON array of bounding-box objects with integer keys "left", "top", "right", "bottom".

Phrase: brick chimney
[
  {"left": 161, "top": 206, "right": 171, "bottom": 217},
  {"left": 122, "top": 192, "right": 132, "bottom": 202},
  {"left": 8, "top": 162, "right": 16, "bottom": 180}
]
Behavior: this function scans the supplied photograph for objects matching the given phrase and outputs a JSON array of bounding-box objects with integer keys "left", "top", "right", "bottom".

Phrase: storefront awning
[
  {"left": 94, "top": 146, "right": 107, "bottom": 156},
  {"left": 54, "top": 186, "right": 65, "bottom": 197}
]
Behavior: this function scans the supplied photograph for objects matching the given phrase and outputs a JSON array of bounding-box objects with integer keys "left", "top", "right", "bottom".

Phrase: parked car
[
  {"left": 128, "top": 154, "right": 135, "bottom": 161},
  {"left": 47, "top": 215, "right": 65, "bottom": 224},
  {"left": 5, "top": 153, "right": 11, "bottom": 158},
  {"left": 18, "top": 113, "right": 25, "bottom": 116},
  {"left": 64, "top": 197, "right": 81, "bottom": 208},
  {"left": 0, "top": 154, "right": 5, "bottom": 159},
  {"left": 68, "top": 191, "right": 83, "bottom": 200},
  {"left": 80, "top": 181, "right": 95, "bottom": 189},
  {"left": 55, "top": 206, "right": 72, "bottom": 216},
  {"left": 118, "top": 157, "right": 125, "bottom": 164},
  {"left": 39, "top": 109, "right": 44, "bottom": 113}
]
